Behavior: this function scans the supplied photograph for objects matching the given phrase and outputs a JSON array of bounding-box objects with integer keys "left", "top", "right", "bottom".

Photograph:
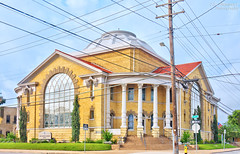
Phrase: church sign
[{"left": 39, "top": 131, "right": 51, "bottom": 140}]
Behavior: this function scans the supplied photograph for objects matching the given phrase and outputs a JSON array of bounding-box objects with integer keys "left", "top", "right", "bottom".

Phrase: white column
[
  {"left": 152, "top": 84, "right": 159, "bottom": 129},
  {"left": 165, "top": 86, "right": 171, "bottom": 128},
  {"left": 106, "top": 85, "right": 111, "bottom": 128},
  {"left": 16, "top": 96, "right": 21, "bottom": 130},
  {"left": 121, "top": 84, "right": 127, "bottom": 128},
  {"left": 137, "top": 84, "right": 143, "bottom": 128}
]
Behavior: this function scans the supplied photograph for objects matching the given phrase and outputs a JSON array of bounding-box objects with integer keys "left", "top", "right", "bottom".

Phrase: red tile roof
[
  {"left": 153, "top": 61, "right": 202, "bottom": 77},
  {"left": 56, "top": 49, "right": 112, "bottom": 73}
]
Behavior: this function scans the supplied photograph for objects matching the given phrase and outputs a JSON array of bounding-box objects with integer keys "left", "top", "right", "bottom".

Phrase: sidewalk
[{"left": 0, "top": 148, "right": 239, "bottom": 154}]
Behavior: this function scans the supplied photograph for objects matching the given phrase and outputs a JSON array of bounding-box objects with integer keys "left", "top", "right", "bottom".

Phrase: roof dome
[{"left": 71, "top": 30, "right": 158, "bottom": 56}]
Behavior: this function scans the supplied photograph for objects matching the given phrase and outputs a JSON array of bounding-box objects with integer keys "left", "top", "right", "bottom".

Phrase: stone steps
[{"left": 120, "top": 135, "right": 193, "bottom": 150}]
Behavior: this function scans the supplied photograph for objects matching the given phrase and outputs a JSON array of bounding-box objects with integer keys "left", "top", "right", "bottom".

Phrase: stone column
[
  {"left": 164, "top": 86, "right": 172, "bottom": 138},
  {"left": 152, "top": 84, "right": 160, "bottom": 138},
  {"left": 16, "top": 96, "right": 21, "bottom": 130},
  {"left": 137, "top": 83, "right": 143, "bottom": 138},
  {"left": 165, "top": 86, "right": 171, "bottom": 128},
  {"left": 120, "top": 84, "right": 127, "bottom": 137},
  {"left": 106, "top": 85, "right": 111, "bottom": 129}
]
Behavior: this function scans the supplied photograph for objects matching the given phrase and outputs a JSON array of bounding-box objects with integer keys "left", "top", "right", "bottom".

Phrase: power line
[{"left": 177, "top": 0, "right": 226, "bottom": 29}]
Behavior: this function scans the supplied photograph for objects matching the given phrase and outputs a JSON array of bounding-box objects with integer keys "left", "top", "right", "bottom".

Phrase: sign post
[
  {"left": 83, "top": 124, "right": 88, "bottom": 153},
  {"left": 192, "top": 115, "right": 200, "bottom": 153}
]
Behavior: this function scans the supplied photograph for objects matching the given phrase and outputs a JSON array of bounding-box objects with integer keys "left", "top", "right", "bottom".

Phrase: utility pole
[{"left": 156, "top": 1, "right": 184, "bottom": 154}]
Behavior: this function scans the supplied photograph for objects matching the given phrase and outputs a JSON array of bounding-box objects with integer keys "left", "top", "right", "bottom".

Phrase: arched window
[
  {"left": 44, "top": 73, "right": 74, "bottom": 128},
  {"left": 128, "top": 114, "right": 134, "bottom": 130},
  {"left": 191, "top": 82, "right": 201, "bottom": 117}
]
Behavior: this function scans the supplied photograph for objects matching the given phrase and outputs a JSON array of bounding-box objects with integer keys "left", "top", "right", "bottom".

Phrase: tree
[
  {"left": 228, "top": 110, "right": 240, "bottom": 127},
  {"left": 211, "top": 115, "right": 218, "bottom": 142},
  {"left": 71, "top": 95, "right": 80, "bottom": 143},
  {"left": 219, "top": 123, "right": 240, "bottom": 142},
  {"left": 19, "top": 106, "right": 27, "bottom": 142}
]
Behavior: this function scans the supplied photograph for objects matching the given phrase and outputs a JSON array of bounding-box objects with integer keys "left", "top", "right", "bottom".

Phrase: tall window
[
  {"left": 191, "top": 82, "right": 201, "bottom": 117},
  {"left": 110, "top": 87, "right": 114, "bottom": 101},
  {"left": 142, "top": 88, "right": 146, "bottom": 101},
  {"left": 150, "top": 114, "right": 153, "bottom": 130},
  {"left": 151, "top": 88, "right": 153, "bottom": 101},
  {"left": 0, "top": 130, "right": 2, "bottom": 135},
  {"left": 128, "top": 114, "right": 134, "bottom": 130},
  {"left": 26, "top": 89, "right": 30, "bottom": 106},
  {"left": 13, "top": 116, "right": 17, "bottom": 124},
  {"left": 6, "top": 115, "right": 10, "bottom": 124},
  {"left": 128, "top": 88, "right": 134, "bottom": 101},
  {"left": 44, "top": 73, "right": 74, "bottom": 128},
  {"left": 170, "top": 88, "right": 172, "bottom": 102},
  {"left": 90, "top": 110, "right": 94, "bottom": 120}
]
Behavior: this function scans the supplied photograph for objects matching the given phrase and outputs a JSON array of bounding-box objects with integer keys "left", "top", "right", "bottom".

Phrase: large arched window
[
  {"left": 128, "top": 114, "right": 134, "bottom": 130},
  {"left": 44, "top": 73, "right": 74, "bottom": 128},
  {"left": 191, "top": 82, "right": 201, "bottom": 117}
]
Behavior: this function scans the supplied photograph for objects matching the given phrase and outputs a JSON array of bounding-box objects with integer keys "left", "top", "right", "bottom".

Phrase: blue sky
[{"left": 0, "top": 0, "right": 239, "bottom": 124}]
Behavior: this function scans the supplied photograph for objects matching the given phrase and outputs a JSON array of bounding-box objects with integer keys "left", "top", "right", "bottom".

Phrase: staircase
[{"left": 120, "top": 135, "right": 193, "bottom": 150}]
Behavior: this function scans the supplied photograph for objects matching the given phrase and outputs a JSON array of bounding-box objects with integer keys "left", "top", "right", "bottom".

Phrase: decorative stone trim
[
  {"left": 126, "top": 109, "right": 137, "bottom": 116},
  {"left": 38, "top": 67, "right": 79, "bottom": 128},
  {"left": 110, "top": 109, "right": 116, "bottom": 116}
]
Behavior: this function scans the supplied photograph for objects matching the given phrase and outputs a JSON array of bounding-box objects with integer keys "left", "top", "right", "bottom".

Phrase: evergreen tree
[
  {"left": 211, "top": 115, "right": 218, "bottom": 142},
  {"left": 19, "top": 106, "right": 27, "bottom": 142},
  {"left": 71, "top": 95, "right": 80, "bottom": 143}
]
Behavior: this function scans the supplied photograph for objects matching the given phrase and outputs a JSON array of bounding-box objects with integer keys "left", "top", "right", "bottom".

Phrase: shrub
[
  {"left": 0, "top": 134, "right": 4, "bottom": 138},
  {"left": 95, "top": 139, "right": 103, "bottom": 144},
  {"left": 7, "top": 133, "right": 17, "bottom": 141},
  {"left": 86, "top": 138, "right": 94, "bottom": 143},
  {"left": 111, "top": 139, "right": 117, "bottom": 144},
  {"left": 190, "top": 140, "right": 195, "bottom": 145},
  {"left": 102, "top": 130, "right": 113, "bottom": 142},
  {"left": 204, "top": 140, "right": 209, "bottom": 144},
  {"left": 180, "top": 131, "right": 191, "bottom": 143},
  {"left": 198, "top": 140, "right": 203, "bottom": 144},
  {"left": 50, "top": 138, "right": 56, "bottom": 143},
  {"left": 210, "top": 140, "right": 215, "bottom": 144}
]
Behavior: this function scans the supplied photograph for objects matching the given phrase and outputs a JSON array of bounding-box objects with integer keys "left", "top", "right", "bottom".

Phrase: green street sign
[{"left": 192, "top": 115, "right": 199, "bottom": 119}]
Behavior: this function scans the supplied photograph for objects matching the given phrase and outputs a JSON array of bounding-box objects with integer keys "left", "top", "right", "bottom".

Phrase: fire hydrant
[{"left": 184, "top": 144, "right": 188, "bottom": 154}]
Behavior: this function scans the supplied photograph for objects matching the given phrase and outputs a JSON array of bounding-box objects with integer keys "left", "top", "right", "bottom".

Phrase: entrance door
[{"left": 142, "top": 114, "right": 146, "bottom": 134}]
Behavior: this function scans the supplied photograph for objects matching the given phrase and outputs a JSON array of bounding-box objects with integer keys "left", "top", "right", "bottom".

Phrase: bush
[
  {"left": 50, "top": 138, "right": 56, "bottom": 143},
  {"left": 198, "top": 140, "right": 203, "bottom": 144},
  {"left": 0, "top": 134, "right": 4, "bottom": 138},
  {"left": 210, "top": 140, "right": 215, "bottom": 144},
  {"left": 7, "top": 133, "right": 16, "bottom": 142},
  {"left": 86, "top": 138, "right": 94, "bottom": 143},
  {"left": 190, "top": 140, "right": 195, "bottom": 145},
  {"left": 111, "top": 139, "right": 117, "bottom": 144},
  {"left": 180, "top": 131, "right": 191, "bottom": 143},
  {"left": 95, "top": 139, "right": 103, "bottom": 144},
  {"left": 102, "top": 130, "right": 113, "bottom": 142},
  {"left": 204, "top": 140, "right": 209, "bottom": 144}
]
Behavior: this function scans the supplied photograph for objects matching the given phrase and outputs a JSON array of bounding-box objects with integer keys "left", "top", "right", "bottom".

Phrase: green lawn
[
  {"left": 0, "top": 143, "right": 111, "bottom": 151},
  {"left": 198, "top": 144, "right": 237, "bottom": 150}
]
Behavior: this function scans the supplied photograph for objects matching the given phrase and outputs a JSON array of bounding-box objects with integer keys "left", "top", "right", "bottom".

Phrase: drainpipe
[
  {"left": 103, "top": 76, "right": 108, "bottom": 131},
  {"left": 133, "top": 48, "right": 135, "bottom": 72}
]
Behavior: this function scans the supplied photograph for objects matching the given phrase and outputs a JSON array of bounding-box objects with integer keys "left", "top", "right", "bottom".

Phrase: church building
[{"left": 14, "top": 30, "right": 219, "bottom": 142}]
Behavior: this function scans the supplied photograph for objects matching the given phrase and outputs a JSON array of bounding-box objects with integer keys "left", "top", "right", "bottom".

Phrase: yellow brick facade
[{"left": 15, "top": 32, "right": 218, "bottom": 142}]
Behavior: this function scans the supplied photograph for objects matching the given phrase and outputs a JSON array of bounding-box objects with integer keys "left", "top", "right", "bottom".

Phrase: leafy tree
[
  {"left": 219, "top": 123, "right": 240, "bottom": 142},
  {"left": 211, "top": 115, "right": 218, "bottom": 142},
  {"left": 71, "top": 95, "right": 80, "bottom": 143},
  {"left": 228, "top": 110, "right": 240, "bottom": 126},
  {"left": 19, "top": 106, "right": 27, "bottom": 142}
]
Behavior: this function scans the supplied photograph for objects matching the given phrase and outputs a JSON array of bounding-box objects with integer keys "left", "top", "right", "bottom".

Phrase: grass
[
  {"left": 198, "top": 144, "right": 237, "bottom": 150},
  {"left": 0, "top": 143, "right": 111, "bottom": 151}
]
